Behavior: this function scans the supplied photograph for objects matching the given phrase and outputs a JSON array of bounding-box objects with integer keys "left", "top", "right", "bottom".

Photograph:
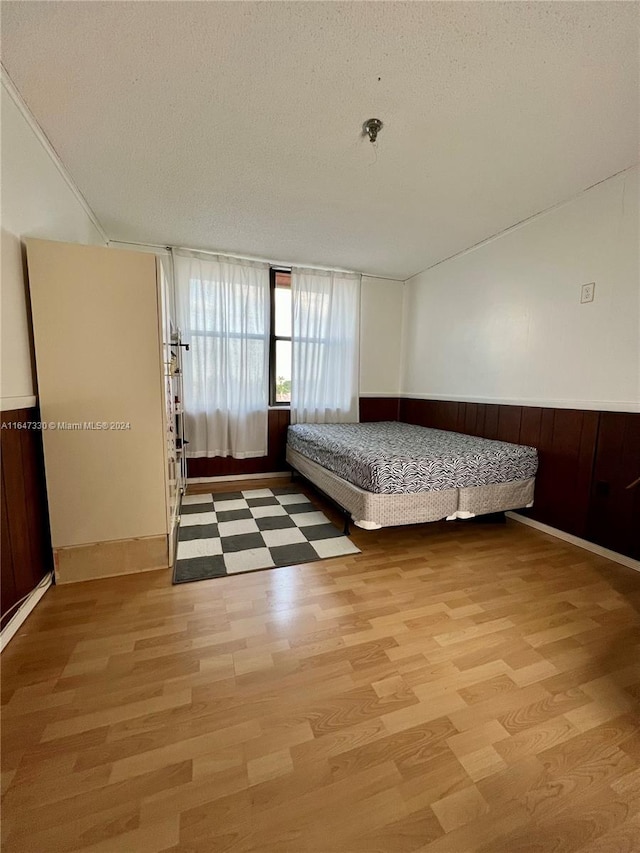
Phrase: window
[{"left": 269, "top": 269, "right": 292, "bottom": 405}]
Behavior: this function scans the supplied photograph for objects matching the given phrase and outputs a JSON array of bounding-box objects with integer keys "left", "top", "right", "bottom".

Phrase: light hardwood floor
[{"left": 2, "top": 478, "right": 639, "bottom": 852}]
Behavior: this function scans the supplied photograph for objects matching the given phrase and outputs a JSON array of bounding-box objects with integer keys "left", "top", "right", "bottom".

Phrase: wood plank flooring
[{"left": 2, "top": 478, "right": 640, "bottom": 852}]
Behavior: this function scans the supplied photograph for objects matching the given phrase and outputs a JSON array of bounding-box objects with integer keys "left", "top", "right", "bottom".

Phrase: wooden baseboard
[
  {"left": 54, "top": 534, "right": 169, "bottom": 584},
  {"left": 506, "top": 512, "right": 640, "bottom": 572}
]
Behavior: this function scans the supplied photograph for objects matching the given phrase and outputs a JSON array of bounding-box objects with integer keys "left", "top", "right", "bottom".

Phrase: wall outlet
[{"left": 581, "top": 282, "right": 595, "bottom": 303}]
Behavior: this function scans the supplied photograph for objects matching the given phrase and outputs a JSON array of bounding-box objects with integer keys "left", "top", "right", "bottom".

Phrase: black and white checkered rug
[{"left": 173, "top": 487, "right": 360, "bottom": 584}]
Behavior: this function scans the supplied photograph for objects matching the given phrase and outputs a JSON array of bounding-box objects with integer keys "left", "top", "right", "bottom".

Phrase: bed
[{"left": 286, "top": 421, "right": 537, "bottom": 530}]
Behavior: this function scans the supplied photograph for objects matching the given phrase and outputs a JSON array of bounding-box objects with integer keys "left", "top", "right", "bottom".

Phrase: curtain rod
[
  {"left": 111, "top": 239, "right": 355, "bottom": 274},
  {"left": 108, "top": 239, "right": 404, "bottom": 282}
]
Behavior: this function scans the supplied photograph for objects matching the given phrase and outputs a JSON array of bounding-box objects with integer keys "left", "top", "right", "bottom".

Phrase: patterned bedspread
[{"left": 287, "top": 422, "right": 538, "bottom": 495}]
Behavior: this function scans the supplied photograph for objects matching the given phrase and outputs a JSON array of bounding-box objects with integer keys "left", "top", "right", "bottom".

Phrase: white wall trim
[
  {"left": 359, "top": 392, "right": 401, "bottom": 399},
  {"left": 188, "top": 471, "right": 289, "bottom": 485},
  {"left": 398, "top": 393, "right": 640, "bottom": 413},
  {"left": 507, "top": 512, "right": 640, "bottom": 572},
  {"left": 1, "top": 573, "right": 53, "bottom": 652},
  {"left": 407, "top": 163, "right": 639, "bottom": 280},
  {"left": 1, "top": 65, "right": 109, "bottom": 245},
  {"left": 0, "top": 395, "right": 37, "bottom": 411}
]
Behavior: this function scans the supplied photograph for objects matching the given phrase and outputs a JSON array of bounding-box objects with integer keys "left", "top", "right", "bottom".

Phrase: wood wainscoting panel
[
  {"left": 398, "top": 399, "right": 601, "bottom": 537},
  {"left": 359, "top": 397, "right": 401, "bottom": 422},
  {"left": 496, "top": 405, "right": 523, "bottom": 444},
  {"left": 519, "top": 406, "right": 544, "bottom": 449},
  {"left": 402, "top": 398, "right": 462, "bottom": 433},
  {"left": 482, "top": 403, "right": 500, "bottom": 439},
  {"left": 398, "top": 398, "right": 636, "bottom": 558},
  {"left": 1, "top": 407, "right": 53, "bottom": 627},
  {"left": 517, "top": 407, "right": 600, "bottom": 539},
  {"left": 587, "top": 412, "right": 640, "bottom": 559}
]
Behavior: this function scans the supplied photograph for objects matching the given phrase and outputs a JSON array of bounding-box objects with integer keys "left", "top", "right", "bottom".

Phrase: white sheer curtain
[
  {"left": 291, "top": 268, "right": 360, "bottom": 424},
  {"left": 174, "top": 251, "right": 270, "bottom": 458}
]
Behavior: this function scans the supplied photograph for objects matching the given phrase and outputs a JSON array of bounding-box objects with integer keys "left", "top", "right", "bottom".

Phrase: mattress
[{"left": 287, "top": 422, "right": 538, "bottom": 495}]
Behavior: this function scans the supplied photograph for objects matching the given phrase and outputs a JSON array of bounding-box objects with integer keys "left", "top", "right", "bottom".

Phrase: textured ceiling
[{"left": 2, "top": 2, "right": 638, "bottom": 279}]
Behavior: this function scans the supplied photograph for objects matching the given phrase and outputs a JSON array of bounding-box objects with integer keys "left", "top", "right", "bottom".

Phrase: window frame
[{"left": 269, "top": 267, "right": 292, "bottom": 407}]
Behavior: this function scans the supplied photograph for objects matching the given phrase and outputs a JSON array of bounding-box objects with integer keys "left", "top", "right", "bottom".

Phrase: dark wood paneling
[
  {"left": 575, "top": 412, "right": 601, "bottom": 538},
  {"left": 359, "top": 397, "right": 400, "bottom": 423},
  {"left": 587, "top": 412, "right": 640, "bottom": 559},
  {"left": 398, "top": 396, "right": 638, "bottom": 558},
  {"left": 398, "top": 397, "right": 423, "bottom": 427},
  {"left": 482, "top": 405, "right": 500, "bottom": 440},
  {"left": 519, "top": 407, "right": 543, "bottom": 449},
  {"left": 433, "top": 401, "right": 461, "bottom": 432},
  {"left": 497, "top": 405, "right": 523, "bottom": 444},
  {"left": 188, "top": 409, "right": 291, "bottom": 478},
  {"left": 400, "top": 399, "right": 600, "bottom": 537},
  {"left": 523, "top": 408, "right": 600, "bottom": 538},
  {"left": 463, "top": 402, "right": 485, "bottom": 437},
  {"left": 401, "top": 399, "right": 461, "bottom": 432},
  {"left": 1, "top": 407, "right": 53, "bottom": 627},
  {"left": 461, "top": 402, "right": 476, "bottom": 435},
  {"left": 1, "top": 490, "right": 17, "bottom": 619}
]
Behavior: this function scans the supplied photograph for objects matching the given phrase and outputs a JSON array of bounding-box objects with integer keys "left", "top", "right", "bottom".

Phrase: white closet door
[{"left": 27, "top": 239, "right": 168, "bottom": 551}]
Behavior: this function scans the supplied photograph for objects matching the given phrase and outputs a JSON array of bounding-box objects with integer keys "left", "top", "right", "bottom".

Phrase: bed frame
[{"left": 287, "top": 445, "right": 535, "bottom": 533}]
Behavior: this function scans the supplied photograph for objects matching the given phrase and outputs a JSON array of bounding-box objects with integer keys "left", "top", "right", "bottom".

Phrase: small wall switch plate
[{"left": 581, "top": 282, "right": 595, "bottom": 303}]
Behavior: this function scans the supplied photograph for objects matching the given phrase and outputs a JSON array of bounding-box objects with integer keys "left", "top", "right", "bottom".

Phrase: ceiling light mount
[{"left": 363, "top": 118, "right": 383, "bottom": 143}]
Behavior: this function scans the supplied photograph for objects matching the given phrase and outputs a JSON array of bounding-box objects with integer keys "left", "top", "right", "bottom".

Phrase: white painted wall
[
  {"left": 401, "top": 167, "right": 639, "bottom": 412},
  {"left": 1, "top": 78, "right": 105, "bottom": 409},
  {"left": 360, "top": 276, "right": 404, "bottom": 396}
]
